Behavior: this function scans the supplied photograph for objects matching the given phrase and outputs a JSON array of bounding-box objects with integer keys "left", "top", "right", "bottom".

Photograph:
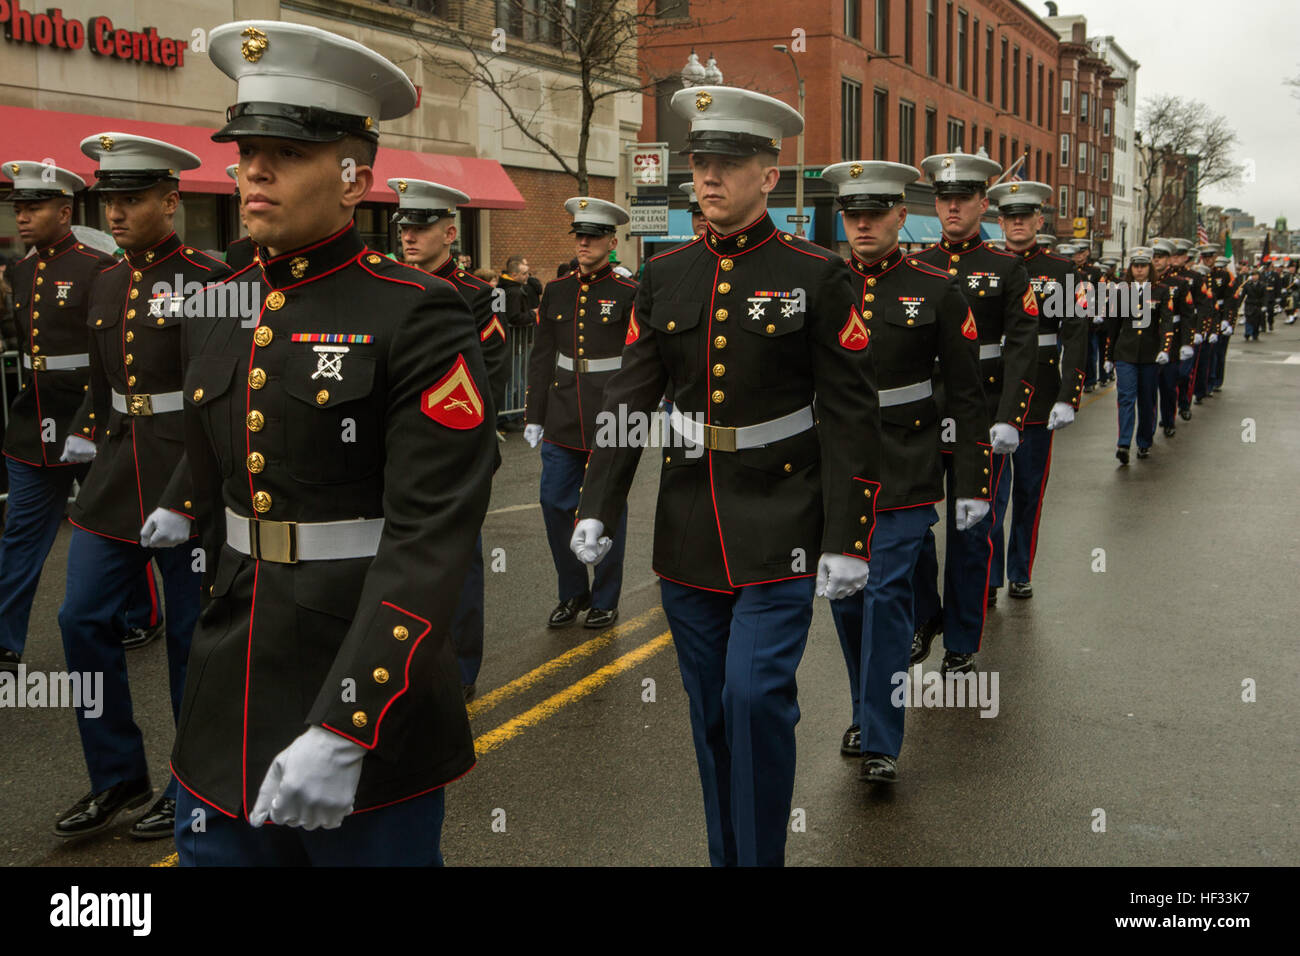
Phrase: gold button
[
  {"left": 1019, "top": 402, "right": 1026, "bottom": 408},
  {"left": 35, "top": 276, "right": 43, "bottom": 285},
  {"left": 579, "top": 309, "right": 586, "bottom": 316},
  {"left": 372, "top": 667, "right": 390, "bottom": 684},
  {"left": 246, "top": 410, "right": 265, "bottom": 431},
  {"left": 128, "top": 375, "right": 136, "bottom": 386},
  {"left": 712, "top": 363, "right": 726, "bottom": 377},
  {"left": 711, "top": 390, "right": 725, "bottom": 404},
  {"left": 867, "top": 277, "right": 877, "bottom": 287},
  {"left": 988, "top": 376, "right": 996, "bottom": 383},
  {"left": 316, "top": 389, "right": 329, "bottom": 405},
  {"left": 983, "top": 449, "right": 990, "bottom": 456},
  {"left": 393, "top": 625, "right": 409, "bottom": 640},
  {"left": 578, "top": 335, "right": 585, "bottom": 342},
  {"left": 783, "top": 233, "right": 792, "bottom": 240},
  {"left": 978, "top": 290, "right": 986, "bottom": 296},
  {"left": 96, "top": 319, "right": 103, "bottom": 327},
  {"left": 580, "top": 284, "right": 589, "bottom": 292},
  {"left": 737, "top": 235, "right": 748, "bottom": 247},
  {"left": 854, "top": 541, "right": 864, "bottom": 551},
  {"left": 247, "top": 452, "right": 265, "bottom": 474},
  {"left": 132, "top": 270, "right": 142, "bottom": 281},
  {"left": 765, "top": 323, "right": 775, "bottom": 334},
  {"left": 578, "top": 322, "right": 584, "bottom": 329},
  {"left": 665, "top": 456, "right": 672, "bottom": 463},
  {"left": 982, "top": 486, "right": 989, "bottom": 494},
  {"left": 914, "top": 419, "right": 921, "bottom": 427},
  {"left": 948, "top": 268, "right": 958, "bottom": 276},
  {"left": 865, "top": 293, "right": 875, "bottom": 302},
  {"left": 130, "top": 289, "right": 138, "bottom": 299},
  {"left": 37, "top": 262, "right": 45, "bottom": 270},
  {"left": 249, "top": 368, "right": 266, "bottom": 389},
  {"left": 31, "top": 328, "right": 38, "bottom": 336},
  {"left": 254, "top": 326, "right": 273, "bottom": 347},
  {"left": 127, "top": 309, "right": 136, "bottom": 319},
  {"left": 125, "top": 330, "right": 133, "bottom": 341},
  {"left": 252, "top": 490, "right": 272, "bottom": 513},
  {"left": 863, "top": 488, "right": 872, "bottom": 497},
  {"left": 907, "top": 318, "right": 915, "bottom": 325},
  {"left": 31, "top": 311, "right": 38, "bottom": 320},
  {"left": 185, "top": 248, "right": 194, "bottom": 255},
  {"left": 265, "top": 291, "right": 285, "bottom": 311},
  {"left": 192, "top": 388, "right": 204, "bottom": 401},
  {"left": 667, "top": 320, "right": 676, "bottom": 331},
  {"left": 983, "top": 467, "right": 990, "bottom": 475},
  {"left": 367, "top": 254, "right": 382, "bottom": 264},
  {"left": 951, "top": 255, "right": 960, "bottom": 263},
  {"left": 579, "top": 296, "right": 587, "bottom": 303},
  {"left": 31, "top": 344, "right": 39, "bottom": 354},
  {"left": 157, "top": 317, "right": 166, "bottom": 326},
  {"left": 715, "top": 308, "right": 728, "bottom": 321},
  {"left": 577, "top": 348, "right": 585, "bottom": 355},
  {"left": 124, "top": 353, "right": 133, "bottom": 365},
  {"left": 714, "top": 335, "right": 727, "bottom": 349},
  {"left": 718, "top": 282, "right": 731, "bottom": 293},
  {"left": 720, "top": 258, "right": 734, "bottom": 271},
  {"left": 33, "top": 293, "right": 40, "bottom": 302},
  {"left": 351, "top": 711, "right": 368, "bottom": 728},
  {"left": 783, "top": 463, "right": 792, "bottom": 473}
]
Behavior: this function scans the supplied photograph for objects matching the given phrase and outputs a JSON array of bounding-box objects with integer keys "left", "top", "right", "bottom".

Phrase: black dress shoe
[
  {"left": 1009, "top": 581, "right": 1033, "bottom": 599},
  {"left": 463, "top": 683, "right": 476, "bottom": 703},
  {"left": 1193, "top": 396, "right": 1203, "bottom": 405},
  {"left": 122, "top": 619, "right": 165, "bottom": 651},
  {"left": 0, "top": 648, "right": 19, "bottom": 673},
  {"left": 547, "top": 593, "right": 591, "bottom": 628},
  {"left": 986, "top": 586, "right": 998, "bottom": 608},
  {"left": 1115, "top": 446, "right": 1130, "bottom": 465},
  {"left": 129, "top": 796, "right": 176, "bottom": 840},
  {"left": 583, "top": 607, "right": 619, "bottom": 629},
  {"left": 1136, "top": 446, "right": 1150, "bottom": 460},
  {"left": 1163, "top": 426, "right": 1176, "bottom": 437},
  {"left": 840, "top": 725, "right": 861, "bottom": 757},
  {"left": 860, "top": 752, "right": 899, "bottom": 783},
  {"left": 1179, "top": 408, "right": 1192, "bottom": 421},
  {"left": 53, "top": 778, "right": 153, "bottom": 838},
  {"left": 910, "top": 613, "right": 943, "bottom": 665},
  {"left": 940, "top": 652, "right": 976, "bottom": 677}
]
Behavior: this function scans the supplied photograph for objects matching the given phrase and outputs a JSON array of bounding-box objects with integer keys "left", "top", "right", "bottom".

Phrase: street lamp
[
  {"left": 680, "top": 49, "right": 706, "bottom": 88},
  {"left": 773, "top": 43, "right": 806, "bottom": 236},
  {"left": 1087, "top": 203, "right": 1096, "bottom": 257},
  {"left": 1118, "top": 217, "right": 1127, "bottom": 262}
]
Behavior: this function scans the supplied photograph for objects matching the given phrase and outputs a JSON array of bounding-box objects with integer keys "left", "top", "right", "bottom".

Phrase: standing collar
[
  {"left": 124, "top": 231, "right": 182, "bottom": 270},
  {"left": 37, "top": 230, "right": 78, "bottom": 259},
  {"left": 430, "top": 255, "right": 458, "bottom": 281},
  {"left": 260, "top": 221, "right": 364, "bottom": 289},
  {"left": 850, "top": 246, "right": 903, "bottom": 278},
  {"left": 576, "top": 263, "right": 613, "bottom": 283},
  {"left": 703, "top": 212, "right": 777, "bottom": 257},
  {"left": 939, "top": 232, "right": 983, "bottom": 254}
]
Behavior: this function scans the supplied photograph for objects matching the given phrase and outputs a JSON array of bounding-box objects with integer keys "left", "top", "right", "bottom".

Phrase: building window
[
  {"left": 1047, "top": 152, "right": 1052, "bottom": 180},
  {"left": 1060, "top": 133, "right": 1069, "bottom": 163},
  {"left": 984, "top": 128, "right": 992, "bottom": 157},
  {"left": 925, "top": 107, "right": 937, "bottom": 156},
  {"left": 1037, "top": 64, "right": 1044, "bottom": 127},
  {"left": 876, "top": 0, "right": 889, "bottom": 52},
  {"left": 1047, "top": 71, "right": 1054, "bottom": 130},
  {"left": 947, "top": 117, "right": 965, "bottom": 152},
  {"left": 1012, "top": 46, "right": 1020, "bottom": 115},
  {"left": 945, "top": 2, "right": 954, "bottom": 84},
  {"left": 904, "top": 0, "right": 914, "bottom": 64},
  {"left": 1061, "top": 78, "right": 1072, "bottom": 113},
  {"left": 1059, "top": 186, "right": 1070, "bottom": 219},
  {"left": 1035, "top": 149, "right": 1042, "bottom": 182},
  {"left": 899, "top": 100, "right": 916, "bottom": 165},
  {"left": 1102, "top": 107, "right": 1112, "bottom": 137},
  {"left": 1080, "top": 91, "right": 1089, "bottom": 124},
  {"left": 1078, "top": 141, "right": 1087, "bottom": 173},
  {"left": 998, "top": 134, "right": 1006, "bottom": 167},
  {"left": 984, "top": 27, "right": 994, "bottom": 103},
  {"left": 926, "top": 0, "right": 937, "bottom": 76},
  {"left": 842, "top": 78, "right": 863, "bottom": 160},
  {"left": 999, "top": 36, "right": 1008, "bottom": 109},
  {"left": 1100, "top": 196, "right": 1109, "bottom": 225},
  {"left": 845, "top": 0, "right": 861, "bottom": 39},
  {"left": 1025, "top": 55, "right": 1033, "bottom": 120},
  {"left": 957, "top": 9, "right": 968, "bottom": 91},
  {"left": 1076, "top": 189, "right": 1088, "bottom": 219},
  {"left": 654, "top": 0, "right": 690, "bottom": 15},
  {"left": 874, "top": 87, "right": 889, "bottom": 159},
  {"left": 498, "top": 0, "right": 582, "bottom": 45},
  {"left": 1091, "top": 144, "right": 1098, "bottom": 176}
]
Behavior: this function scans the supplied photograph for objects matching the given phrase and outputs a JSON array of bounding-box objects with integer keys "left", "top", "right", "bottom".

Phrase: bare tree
[
  {"left": 416, "top": 1, "right": 727, "bottom": 194},
  {"left": 1136, "top": 94, "right": 1242, "bottom": 239}
]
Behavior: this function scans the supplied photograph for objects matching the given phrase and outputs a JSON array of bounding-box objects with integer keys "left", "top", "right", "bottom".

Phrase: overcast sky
[{"left": 1049, "top": 0, "right": 1300, "bottom": 226}]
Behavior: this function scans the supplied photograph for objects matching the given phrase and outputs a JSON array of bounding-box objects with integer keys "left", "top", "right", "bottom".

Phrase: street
[{"left": 2, "top": 325, "right": 1298, "bottom": 867}]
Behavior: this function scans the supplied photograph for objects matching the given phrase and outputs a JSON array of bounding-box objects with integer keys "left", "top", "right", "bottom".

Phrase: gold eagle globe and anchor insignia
[
  {"left": 9, "top": 163, "right": 19, "bottom": 175},
  {"left": 396, "top": 180, "right": 408, "bottom": 192},
  {"left": 695, "top": 91, "right": 712, "bottom": 111},
  {"left": 99, "top": 135, "right": 115, "bottom": 152},
  {"left": 290, "top": 257, "right": 309, "bottom": 279},
  {"left": 240, "top": 26, "right": 269, "bottom": 63},
  {"left": 578, "top": 199, "right": 589, "bottom": 209},
  {"left": 849, "top": 163, "right": 863, "bottom": 178}
]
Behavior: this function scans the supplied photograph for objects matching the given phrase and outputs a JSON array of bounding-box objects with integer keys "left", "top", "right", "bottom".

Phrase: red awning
[{"left": 0, "top": 104, "right": 525, "bottom": 209}]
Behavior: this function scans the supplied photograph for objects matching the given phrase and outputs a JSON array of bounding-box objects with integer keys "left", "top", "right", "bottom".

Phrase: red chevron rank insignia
[
  {"left": 961, "top": 311, "right": 978, "bottom": 340},
  {"left": 625, "top": 313, "right": 640, "bottom": 345},
  {"left": 421, "top": 354, "right": 484, "bottom": 429},
  {"left": 1022, "top": 288, "right": 1040, "bottom": 316},
  {"left": 838, "top": 307, "right": 870, "bottom": 350},
  {"left": 480, "top": 316, "right": 505, "bottom": 343}
]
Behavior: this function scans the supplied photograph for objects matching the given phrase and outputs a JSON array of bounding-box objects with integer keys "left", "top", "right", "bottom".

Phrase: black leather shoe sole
[
  {"left": 840, "top": 725, "right": 861, "bottom": 757},
  {"left": 583, "top": 607, "right": 619, "bottom": 629},
  {"left": 129, "top": 797, "right": 177, "bottom": 840},
  {"left": 860, "top": 754, "right": 899, "bottom": 784},
  {"left": 53, "top": 782, "right": 153, "bottom": 839},
  {"left": 910, "top": 614, "right": 943, "bottom": 665},
  {"left": 1163, "top": 427, "right": 1176, "bottom": 437},
  {"left": 940, "top": 653, "right": 976, "bottom": 677},
  {"left": 122, "top": 620, "right": 165, "bottom": 651},
  {"left": 463, "top": 683, "right": 477, "bottom": 703},
  {"left": 547, "top": 594, "right": 592, "bottom": 628},
  {"left": 1136, "top": 447, "right": 1150, "bottom": 459},
  {"left": 1179, "top": 409, "right": 1192, "bottom": 421},
  {"left": 1115, "top": 447, "right": 1130, "bottom": 465},
  {"left": 0, "top": 649, "right": 19, "bottom": 674},
  {"left": 1009, "top": 581, "right": 1033, "bottom": 599},
  {"left": 986, "top": 587, "right": 998, "bottom": 608}
]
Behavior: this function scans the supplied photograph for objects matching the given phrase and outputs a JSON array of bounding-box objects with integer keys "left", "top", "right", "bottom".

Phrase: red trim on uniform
[
  {"left": 480, "top": 315, "right": 506, "bottom": 343},
  {"left": 169, "top": 764, "right": 240, "bottom": 819},
  {"left": 1023, "top": 431, "right": 1054, "bottom": 581},
  {"left": 877, "top": 497, "right": 944, "bottom": 513},
  {"left": 3, "top": 450, "right": 75, "bottom": 467},
  {"left": 262, "top": 221, "right": 353, "bottom": 266},
  {"left": 539, "top": 436, "right": 589, "bottom": 452},
  {"left": 648, "top": 235, "right": 702, "bottom": 264},
  {"left": 849, "top": 477, "right": 881, "bottom": 562},
  {"left": 974, "top": 451, "right": 1010, "bottom": 650},
  {"left": 66, "top": 516, "right": 140, "bottom": 544},
  {"left": 655, "top": 570, "right": 736, "bottom": 595},
  {"left": 350, "top": 763, "right": 478, "bottom": 814},
  {"left": 571, "top": 282, "right": 587, "bottom": 451},
  {"left": 274, "top": 255, "right": 354, "bottom": 292},
  {"left": 775, "top": 233, "right": 829, "bottom": 260},
  {"left": 241, "top": 560, "right": 260, "bottom": 822},
  {"left": 130, "top": 417, "right": 145, "bottom": 527},
  {"left": 142, "top": 564, "right": 160, "bottom": 627}
]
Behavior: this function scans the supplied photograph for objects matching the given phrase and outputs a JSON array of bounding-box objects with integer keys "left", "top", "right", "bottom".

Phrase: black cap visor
[
  {"left": 933, "top": 181, "right": 986, "bottom": 197},
  {"left": 680, "top": 130, "right": 780, "bottom": 158},
  {"left": 392, "top": 208, "right": 455, "bottom": 226},
  {"left": 569, "top": 222, "right": 615, "bottom": 236},
  {"left": 7, "top": 189, "right": 72, "bottom": 202},
  {"left": 89, "top": 170, "right": 180, "bottom": 193},
  {"left": 214, "top": 102, "right": 377, "bottom": 144},
  {"left": 837, "top": 194, "right": 904, "bottom": 212},
  {"left": 996, "top": 202, "right": 1041, "bottom": 216}
]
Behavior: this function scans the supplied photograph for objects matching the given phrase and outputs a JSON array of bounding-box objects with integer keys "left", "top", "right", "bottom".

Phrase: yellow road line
[
  {"left": 1081, "top": 382, "right": 1116, "bottom": 409},
  {"left": 473, "top": 631, "right": 675, "bottom": 757},
  {"left": 152, "top": 852, "right": 178, "bottom": 867},
  {"left": 467, "top": 606, "right": 663, "bottom": 720}
]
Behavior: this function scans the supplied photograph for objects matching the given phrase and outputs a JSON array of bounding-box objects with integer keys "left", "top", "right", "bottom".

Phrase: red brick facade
[
  {"left": 486, "top": 166, "right": 615, "bottom": 279},
  {"left": 1053, "top": 20, "right": 1118, "bottom": 250}
]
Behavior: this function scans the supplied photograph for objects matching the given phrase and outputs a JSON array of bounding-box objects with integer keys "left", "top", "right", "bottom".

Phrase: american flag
[{"left": 1196, "top": 219, "right": 1208, "bottom": 246}]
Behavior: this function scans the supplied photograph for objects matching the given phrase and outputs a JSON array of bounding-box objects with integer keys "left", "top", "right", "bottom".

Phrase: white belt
[
  {"left": 669, "top": 404, "right": 814, "bottom": 453},
  {"left": 23, "top": 352, "right": 89, "bottom": 372},
  {"left": 979, "top": 343, "right": 1002, "bottom": 360},
  {"left": 112, "top": 389, "right": 184, "bottom": 416},
  {"left": 878, "top": 380, "right": 933, "bottom": 407},
  {"left": 225, "top": 507, "right": 384, "bottom": 564},
  {"left": 556, "top": 353, "right": 622, "bottom": 374},
  {"left": 1038, "top": 333, "right": 1058, "bottom": 347}
]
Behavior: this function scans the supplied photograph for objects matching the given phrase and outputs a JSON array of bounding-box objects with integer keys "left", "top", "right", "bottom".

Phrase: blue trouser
[
  {"left": 1116, "top": 360, "right": 1158, "bottom": 450},
  {"left": 1244, "top": 310, "right": 1262, "bottom": 339},
  {"left": 175, "top": 787, "right": 446, "bottom": 866},
  {"left": 831, "top": 506, "right": 937, "bottom": 756},
  {"left": 912, "top": 450, "right": 1009, "bottom": 654},
  {"left": 1193, "top": 339, "right": 1212, "bottom": 398},
  {"left": 450, "top": 532, "right": 484, "bottom": 685},
  {"left": 59, "top": 528, "right": 200, "bottom": 798},
  {"left": 1084, "top": 329, "right": 1103, "bottom": 386},
  {"left": 1177, "top": 351, "right": 1195, "bottom": 411},
  {"left": 0, "top": 458, "right": 155, "bottom": 657},
  {"left": 539, "top": 441, "right": 627, "bottom": 609},
  {"left": 1209, "top": 335, "right": 1229, "bottom": 390},
  {"left": 660, "top": 575, "right": 816, "bottom": 867},
  {"left": 1157, "top": 361, "right": 1179, "bottom": 427},
  {"left": 996, "top": 425, "right": 1054, "bottom": 585}
]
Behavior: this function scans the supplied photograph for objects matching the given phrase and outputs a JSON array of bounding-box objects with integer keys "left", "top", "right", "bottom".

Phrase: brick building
[{"left": 640, "top": 0, "right": 1064, "bottom": 253}]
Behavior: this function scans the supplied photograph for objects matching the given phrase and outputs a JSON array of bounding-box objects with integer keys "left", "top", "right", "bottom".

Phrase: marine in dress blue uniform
[
  {"left": 822, "top": 160, "right": 988, "bottom": 782},
  {"left": 986, "top": 181, "right": 1087, "bottom": 600},
  {"left": 1104, "top": 247, "right": 1164, "bottom": 463},
  {"left": 1149, "top": 239, "right": 1195, "bottom": 436},
  {"left": 572, "top": 86, "right": 883, "bottom": 864},
  {"left": 222, "top": 164, "right": 257, "bottom": 272}
]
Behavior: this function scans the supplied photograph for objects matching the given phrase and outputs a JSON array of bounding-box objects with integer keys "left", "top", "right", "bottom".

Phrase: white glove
[
  {"left": 59, "top": 434, "right": 96, "bottom": 463},
  {"left": 816, "top": 553, "right": 870, "bottom": 600},
  {"left": 1220, "top": 320, "right": 1233, "bottom": 334},
  {"left": 523, "top": 424, "right": 544, "bottom": 448},
  {"left": 1209, "top": 333, "right": 1218, "bottom": 343},
  {"left": 989, "top": 422, "right": 1020, "bottom": 456},
  {"left": 1179, "top": 345, "right": 1195, "bottom": 361},
  {"left": 1047, "top": 402, "right": 1076, "bottom": 431},
  {"left": 250, "top": 726, "right": 366, "bottom": 830},
  {"left": 1193, "top": 332, "right": 1204, "bottom": 345},
  {"left": 1155, "top": 351, "right": 1170, "bottom": 365},
  {"left": 954, "top": 498, "right": 990, "bottom": 531},
  {"left": 1103, "top": 360, "right": 1114, "bottom": 374},
  {"left": 569, "top": 518, "right": 612, "bottom": 565},
  {"left": 139, "top": 507, "right": 191, "bottom": 548}
]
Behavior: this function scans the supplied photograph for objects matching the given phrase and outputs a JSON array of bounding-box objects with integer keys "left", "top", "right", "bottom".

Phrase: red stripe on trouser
[
  {"left": 1025, "top": 432, "right": 1054, "bottom": 580},
  {"left": 974, "top": 452, "right": 1009, "bottom": 651},
  {"left": 143, "top": 563, "right": 160, "bottom": 627}
]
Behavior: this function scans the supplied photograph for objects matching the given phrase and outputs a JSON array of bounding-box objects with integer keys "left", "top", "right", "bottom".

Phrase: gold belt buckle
[
  {"left": 127, "top": 393, "right": 153, "bottom": 416},
  {"left": 248, "top": 519, "right": 298, "bottom": 564},
  {"left": 703, "top": 423, "right": 737, "bottom": 453},
  {"left": 31, "top": 355, "right": 46, "bottom": 372},
  {"left": 576, "top": 357, "right": 590, "bottom": 373}
]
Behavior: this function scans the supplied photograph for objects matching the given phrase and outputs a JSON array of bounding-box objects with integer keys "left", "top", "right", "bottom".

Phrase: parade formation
[{"left": 0, "top": 14, "right": 1294, "bottom": 870}]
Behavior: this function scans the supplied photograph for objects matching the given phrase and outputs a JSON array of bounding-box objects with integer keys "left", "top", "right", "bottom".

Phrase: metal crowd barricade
[{"left": 499, "top": 322, "right": 534, "bottom": 418}]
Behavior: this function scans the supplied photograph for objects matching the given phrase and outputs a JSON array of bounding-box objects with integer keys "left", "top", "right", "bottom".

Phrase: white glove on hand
[
  {"left": 1179, "top": 345, "right": 1195, "bottom": 361},
  {"left": 1047, "top": 402, "right": 1076, "bottom": 431},
  {"left": 139, "top": 507, "right": 191, "bottom": 548},
  {"left": 250, "top": 726, "right": 365, "bottom": 830},
  {"left": 1156, "top": 351, "right": 1170, "bottom": 365},
  {"left": 954, "top": 498, "right": 991, "bottom": 531},
  {"left": 523, "top": 424, "right": 544, "bottom": 448},
  {"left": 1193, "top": 332, "right": 1204, "bottom": 345},
  {"left": 569, "top": 518, "right": 612, "bottom": 565},
  {"left": 989, "top": 422, "right": 1020, "bottom": 456},
  {"left": 1103, "top": 360, "right": 1114, "bottom": 374},
  {"left": 1220, "top": 320, "right": 1233, "bottom": 335},
  {"left": 1209, "top": 333, "right": 1219, "bottom": 343},
  {"left": 816, "top": 553, "right": 870, "bottom": 601},
  {"left": 59, "top": 434, "right": 96, "bottom": 463},
  {"left": 1091, "top": 316, "right": 1105, "bottom": 325}
]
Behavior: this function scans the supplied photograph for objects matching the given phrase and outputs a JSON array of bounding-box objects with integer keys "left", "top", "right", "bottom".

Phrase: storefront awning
[{"left": 0, "top": 104, "right": 525, "bottom": 209}]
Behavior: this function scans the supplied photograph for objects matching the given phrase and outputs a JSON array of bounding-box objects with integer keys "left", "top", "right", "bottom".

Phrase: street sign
[
  {"left": 629, "top": 145, "right": 670, "bottom": 187},
  {"left": 803, "top": 169, "right": 822, "bottom": 178},
  {"left": 1073, "top": 217, "right": 1088, "bottom": 238},
  {"left": 629, "top": 195, "right": 669, "bottom": 236},
  {"left": 786, "top": 214, "right": 811, "bottom": 223}
]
